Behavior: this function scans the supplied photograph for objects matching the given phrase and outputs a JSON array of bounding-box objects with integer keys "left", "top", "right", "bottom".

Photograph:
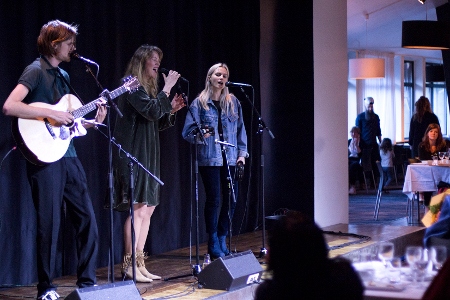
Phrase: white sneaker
[
  {"left": 38, "top": 290, "right": 60, "bottom": 300},
  {"left": 349, "top": 186, "right": 356, "bottom": 195}
]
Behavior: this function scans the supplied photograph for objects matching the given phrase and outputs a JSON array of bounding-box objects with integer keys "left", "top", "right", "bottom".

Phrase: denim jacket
[{"left": 182, "top": 95, "right": 249, "bottom": 166}]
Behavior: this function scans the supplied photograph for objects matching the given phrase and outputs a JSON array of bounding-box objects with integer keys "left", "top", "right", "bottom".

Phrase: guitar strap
[{"left": 41, "top": 55, "right": 85, "bottom": 105}]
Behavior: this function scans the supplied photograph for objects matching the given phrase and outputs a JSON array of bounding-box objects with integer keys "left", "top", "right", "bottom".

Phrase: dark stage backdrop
[{"left": 0, "top": 0, "right": 314, "bottom": 286}]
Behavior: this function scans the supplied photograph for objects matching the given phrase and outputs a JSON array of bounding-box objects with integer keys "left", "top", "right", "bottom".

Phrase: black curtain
[
  {"left": 0, "top": 0, "right": 315, "bottom": 287},
  {"left": 436, "top": 3, "right": 450, "bottom": 109}
]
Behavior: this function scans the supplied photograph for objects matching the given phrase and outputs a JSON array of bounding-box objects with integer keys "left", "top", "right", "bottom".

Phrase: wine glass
[
  {"left": 439, "top": 152, "right": 446, "bottom": 164},
  {"left": 430, "top": 246, "right": 447, "bottom": 270},
  {"left": 414, "top": 248, "right": 430, "bottom": 287},
  {"left": 405, "top": 246, "right": 422, "bottom": 283},
  {"left": 378, "top": 242, "right": 394, "bottom": 268}
]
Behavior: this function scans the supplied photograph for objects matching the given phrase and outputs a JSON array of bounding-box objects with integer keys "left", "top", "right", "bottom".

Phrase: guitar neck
[{"left": 71, "top": 85, "right": 129, "bottom": 119}]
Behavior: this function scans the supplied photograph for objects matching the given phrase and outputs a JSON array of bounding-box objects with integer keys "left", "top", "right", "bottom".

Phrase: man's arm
[{"left": 3, "top": 84, "right": 74, "bottom": 125}]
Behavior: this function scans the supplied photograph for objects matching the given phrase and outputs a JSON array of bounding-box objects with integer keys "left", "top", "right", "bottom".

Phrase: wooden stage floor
[{"left": 0, "top": 224, "right": 426, "bottom": 299}]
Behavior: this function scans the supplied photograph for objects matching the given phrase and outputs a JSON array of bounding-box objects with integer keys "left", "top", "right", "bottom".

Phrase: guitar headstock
[{"left": 123, "top": 76, "right": 141, "bottom": 93}]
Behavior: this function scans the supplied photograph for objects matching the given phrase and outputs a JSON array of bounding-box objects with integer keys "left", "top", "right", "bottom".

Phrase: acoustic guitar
[{"left": 12, "top": 76, "right": 140, "bottom": 165}]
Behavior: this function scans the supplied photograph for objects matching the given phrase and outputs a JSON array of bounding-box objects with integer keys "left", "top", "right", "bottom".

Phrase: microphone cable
[{"left": 0, "top": 146, "right": 16, "bottom": 171}]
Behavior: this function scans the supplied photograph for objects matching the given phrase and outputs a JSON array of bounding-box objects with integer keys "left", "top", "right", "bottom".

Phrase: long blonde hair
[
  {"left": 198, "top": 63, "right": 234, "bottom": 115},
  {"left": 124, "top": 45, "right": 163, "bottom": 97}
]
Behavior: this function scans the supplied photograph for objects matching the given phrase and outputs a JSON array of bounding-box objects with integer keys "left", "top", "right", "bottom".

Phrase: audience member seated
[
  {"left": 422, "top": 258, "right": 450, "bottom": 300},
  {"left": 409, "top": 96, "right": 439, "bottom": 159},
  {"left": 418, "top": 123, "right": 448, "bottom": 208},
  {"left": 348, "top": 126, "right": 364, "bottom": 194},
  {"left": 254, "top": 211, "right": 364, "bottom": 300},
  {"left": 424, "top": 195, "right": 450, "bottom": 249}
]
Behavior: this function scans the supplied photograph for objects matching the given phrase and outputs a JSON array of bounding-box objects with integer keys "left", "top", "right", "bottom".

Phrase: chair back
[
  {"left": 376, "top": 161, "right": 384, "bottom": 191},
  {"left": 408, "top": 158, "right": 421, "bottom": 164},
  {"left": 361, "top": 148, "right": 373, "bottom": 172}
]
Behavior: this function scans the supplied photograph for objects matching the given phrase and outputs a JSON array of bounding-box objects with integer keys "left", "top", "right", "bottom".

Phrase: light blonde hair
[
  {"left": 124, "top": 45, "right": 163, "bottom": 97},
  {"left": 198, "top": 63, "right": 234, "bottom": 115}
]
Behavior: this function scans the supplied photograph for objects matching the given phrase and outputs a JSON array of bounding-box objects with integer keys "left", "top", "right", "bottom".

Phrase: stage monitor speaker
[
  {"left": 197, "top": 250, "right": 263, "bottom": 291},
  {"left": 65, "top": 280, "right": 141, "bottom": 300}
]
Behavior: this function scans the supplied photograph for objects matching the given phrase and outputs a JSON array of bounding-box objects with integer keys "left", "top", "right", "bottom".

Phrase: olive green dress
[{"left": 113, "top": 86, "right": 174, "bottom": 211}]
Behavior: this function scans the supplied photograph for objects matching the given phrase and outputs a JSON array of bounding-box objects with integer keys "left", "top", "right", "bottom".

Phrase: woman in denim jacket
[{"left": 182, "top": 63, "right": 249, "bottom": 259}]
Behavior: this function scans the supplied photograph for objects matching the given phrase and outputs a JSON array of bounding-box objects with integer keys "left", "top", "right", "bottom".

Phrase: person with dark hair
[
  {"left": 2, "top": 20, "right": 106, "bottom": 300},
  {"left": 182, "top": 63, "right": 248, "bottom": 259},
  {"left": 355, "top": 97, "right": 382, "bottom": 179},
  {"left": 418, "top": 123, "right": 447, "bottom": 162},
  {"left": 112, "top": 45, "right": 185, "bottom": 282},
  {"left": 379, "top": 137, "right": 395, "bottom": 189},
  {"left": 254, "top": 211, "right": 364, "bottom": 300},
  {"left": 348, "top": 126, "right": 364, "bottom": 194},
  {"left": 418, "top": 123, "right": 448, "bottom": 209},
  {"left": 409, "top": 96, "right": 439, "bottom": 159}
]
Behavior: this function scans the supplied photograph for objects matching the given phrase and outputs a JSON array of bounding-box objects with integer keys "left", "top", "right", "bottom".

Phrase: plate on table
[{"left": 401, "top": 267, "right": 437, "bottom": 281}]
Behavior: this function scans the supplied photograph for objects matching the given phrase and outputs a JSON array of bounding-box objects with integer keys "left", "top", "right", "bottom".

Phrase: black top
[
  {"left": 418, "top": 142, "right": 448, "bottom": 161},
  {"left": 355, "top": 112, "right": 381, "bottom": 147},
  {"left": 254, "top": 257, "right": 364, "bottom": 300}
]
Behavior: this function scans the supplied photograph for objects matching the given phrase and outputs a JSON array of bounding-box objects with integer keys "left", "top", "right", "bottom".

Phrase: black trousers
[{"left": 27, "top": 157, "right": 98, "bottom": 295}]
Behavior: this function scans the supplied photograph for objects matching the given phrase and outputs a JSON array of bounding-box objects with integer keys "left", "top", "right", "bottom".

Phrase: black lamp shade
[{"left": 402, "top": 20, "right": 450, "bottom": 50}]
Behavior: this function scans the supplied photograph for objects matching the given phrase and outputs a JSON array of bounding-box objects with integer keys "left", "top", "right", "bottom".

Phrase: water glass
[
  {"left": 414, "top": 248, "right": 430, "bottom": 286},
  {"left": 439, "top": 152, "right": 446, "bottom": 163},
  {"left": 388, "top": 257, "right": 402, "bottom": 283},
  {"left": 405, "top": 246, "right": 422, "bottom": 283},
  {"left": 430, "top": 246, "right": 447, "bottom": 270},
  {"left": 432, "top": 155, "right": 439, "bottom": 165}
]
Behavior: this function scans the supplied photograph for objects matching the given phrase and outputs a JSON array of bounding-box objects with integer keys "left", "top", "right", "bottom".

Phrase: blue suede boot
[
  {"left": 218, "top": 235, "right": 230, "bottom": 256},
  {"left": 208, "top": 232, "right": 225, "bottom": 259}
]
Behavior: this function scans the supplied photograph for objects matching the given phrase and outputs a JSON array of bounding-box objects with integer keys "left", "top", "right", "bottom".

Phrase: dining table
[
  {"left": 402, "top": 161, "right": 450, "bottom": 225},
  {"left": 354, "top": 261, "right": 433, "bottom": 300}
]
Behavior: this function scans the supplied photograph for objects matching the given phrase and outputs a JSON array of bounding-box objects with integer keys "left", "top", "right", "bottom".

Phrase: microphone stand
[
  {"left": 236, "top": 86, "right": 274, "bottom": 258},
  {"left": 83, "top": 62, "right": 124, "bottom": 282},
  {"left": 164, "top": 93, "right": 207, "bottom": 282},
  {"left": 216, "top": 140, "right": 237, "bottom": 255}
]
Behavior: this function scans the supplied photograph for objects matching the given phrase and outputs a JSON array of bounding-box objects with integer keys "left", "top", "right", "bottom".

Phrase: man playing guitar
[{"left": 3, "top": 20, "right": 106, "bottom": 300}]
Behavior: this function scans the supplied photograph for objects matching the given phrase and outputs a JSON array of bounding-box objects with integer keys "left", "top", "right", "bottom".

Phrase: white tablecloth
[{"left": 402, "top": 164, "right": 450, "bottom": 199}]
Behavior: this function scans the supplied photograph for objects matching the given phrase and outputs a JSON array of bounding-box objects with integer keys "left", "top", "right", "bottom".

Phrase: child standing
[{"left": 380, "top": 138, "right": 395, "bottom": 189}]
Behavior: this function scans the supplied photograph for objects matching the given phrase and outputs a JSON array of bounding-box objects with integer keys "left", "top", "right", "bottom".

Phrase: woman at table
[
  {"left": 418, "top": 123, "right": 448, "bottom": 208},
  {"left": 409, "top": 96, "right": 440, "bottom": 159},
  {"left": 418, "top": 123, "right": 447, "bottom": 161}
]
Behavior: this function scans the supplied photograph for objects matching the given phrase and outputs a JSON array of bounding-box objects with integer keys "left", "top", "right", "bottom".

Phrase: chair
[
  {"left": 374, "top": 161, "right": 398, "bottom": 220},
  {"left": 361, "top": 148, "right": 376, "bottom": 194},
  {"left": 393, "top": 144, "right": 407, "bottom": 185}
]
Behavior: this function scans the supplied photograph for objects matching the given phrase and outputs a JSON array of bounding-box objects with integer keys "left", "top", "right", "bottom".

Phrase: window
[
  {"left": 426, "top": 63, "right": 448, "bottom": 136},
  {"left": 404, "top": 61, "right": 414, "bottom": 139}
]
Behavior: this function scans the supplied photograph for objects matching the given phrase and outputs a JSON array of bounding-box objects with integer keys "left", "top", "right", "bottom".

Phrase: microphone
[
  {"left": 225, "top": 81, "right": 252, "bottom": 87},
  {"left": 70, "top": 52, "right": 98, "bottom": 66},
  {"left": 215, "top": 139, "right": 236, "bottom": 148},
  {"left": 157, "top": 68, "right": 188, "bottom": 82}
]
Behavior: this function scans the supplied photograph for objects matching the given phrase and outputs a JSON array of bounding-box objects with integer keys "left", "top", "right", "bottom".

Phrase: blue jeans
[
  {"left": 199, "top": 165, "right": 238, "bottom": 236},
  {"left": 382, "top": 166, "right": 395, "bottom": 187}
]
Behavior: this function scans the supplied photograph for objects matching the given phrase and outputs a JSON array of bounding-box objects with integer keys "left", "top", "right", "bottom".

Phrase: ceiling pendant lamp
[
  {"left": 349, "top": 58, "right": 385, "bottom": 79},
  {"left": 402, "top": 20, "right": 450, "bottom": 50},
  {"left": 348, "top": 13, "right": 385, "bottom": 80}
]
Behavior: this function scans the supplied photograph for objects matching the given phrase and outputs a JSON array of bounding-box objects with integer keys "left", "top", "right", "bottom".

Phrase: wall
[{"left": 313, "top": 0, "right": 349, "bottom": 226}]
